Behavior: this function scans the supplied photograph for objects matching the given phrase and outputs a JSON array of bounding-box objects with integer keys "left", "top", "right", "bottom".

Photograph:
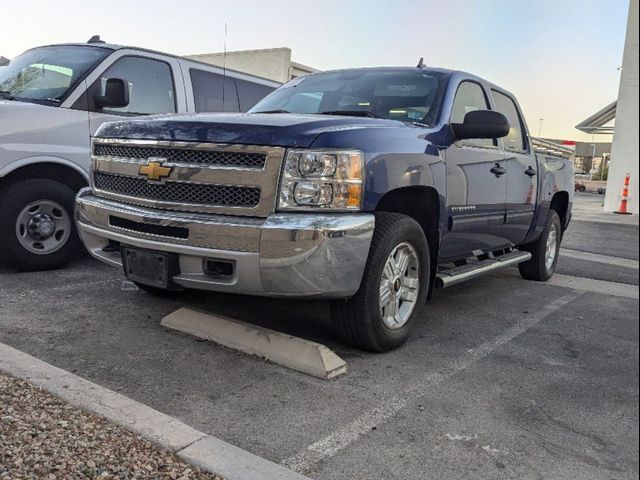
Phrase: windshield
[
  {"left": 250, "top": 70, "right": 448, "bottom": 125},
  {"left": 0, "top": 46, "right": 110, "bottom": 104}
]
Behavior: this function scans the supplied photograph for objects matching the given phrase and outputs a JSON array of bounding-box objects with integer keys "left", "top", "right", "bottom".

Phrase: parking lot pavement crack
[{"left": 281, "top": 291, "right": 584, "bottom": 475}]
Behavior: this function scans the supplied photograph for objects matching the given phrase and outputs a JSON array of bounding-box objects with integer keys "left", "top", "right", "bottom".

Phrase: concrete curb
[
  {"left": 161, "top": 307, "right": 347, "bottom": 380},
  {"left": 0, "top": 342, "right": 311, "bottom": 480}
]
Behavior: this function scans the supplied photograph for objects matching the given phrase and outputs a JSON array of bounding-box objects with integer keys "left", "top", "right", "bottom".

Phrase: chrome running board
[{"left": 435, "top": 250, "right": 532, "bottom": 289}]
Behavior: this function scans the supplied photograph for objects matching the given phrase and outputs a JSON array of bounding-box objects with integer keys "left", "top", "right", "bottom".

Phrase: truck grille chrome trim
[
  {"left": 94, "top": 144, "right": 267, "bottom": 169},
  {"left": 94, "top": 172, "right": 261, "bottom": 208},
  {"left": 91, "top": 138, "right": 285, "bottom": 217}
]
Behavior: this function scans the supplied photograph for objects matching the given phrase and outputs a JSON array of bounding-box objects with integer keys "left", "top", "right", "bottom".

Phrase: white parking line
[
  {"left": 281, "top": 291, "right": 583, "bottom": 474},
  {"left": 547, "top": 274, "right": 639, "bottom": 299},
  {"left": 560, "top": 248, "right": 639, "bottom": 269}
]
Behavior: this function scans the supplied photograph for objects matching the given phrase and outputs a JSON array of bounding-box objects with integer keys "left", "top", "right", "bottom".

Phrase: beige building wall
[
  {"left": 604, "top": 0, "right": 639, "bottom": 214},
  {"left": 186, "top": 47, "right": 317, "bottom": 84}
]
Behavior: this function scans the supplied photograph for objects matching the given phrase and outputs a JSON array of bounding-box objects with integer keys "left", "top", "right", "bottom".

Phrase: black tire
[
  {"left": 0, "top": 178, "right": 83, "bottom": 272},
  {"left": 518, "top": 210, "right": 562, "bottom": 282},
  {"left": 331, "top": 212, "right": 430, "bottom": 352}
]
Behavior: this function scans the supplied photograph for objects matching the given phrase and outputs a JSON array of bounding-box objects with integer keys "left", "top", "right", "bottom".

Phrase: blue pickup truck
[{"left": 75, "top": 66, "right": 573, "bottom": 351}]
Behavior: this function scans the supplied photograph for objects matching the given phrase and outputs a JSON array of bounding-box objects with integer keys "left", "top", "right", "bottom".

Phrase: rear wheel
[
  {"left": 0, "top": 178, "right": 82, "bottom": 271},
  {"left": 518, "top": 210, "right": 562, "bottom": 281},
  {"left": 331, "top": 212, "right": 430, "bottom": 352}
]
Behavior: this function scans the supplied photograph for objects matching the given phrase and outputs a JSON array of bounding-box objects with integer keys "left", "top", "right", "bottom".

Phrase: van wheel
[
  {"left": 518, "top": 210, "right": 562, "bottom": 281},
  {"left": 331, "top": 212, "right": 430, "bottom": 352},
  {"left": 0, "top": 179, "right": 82, "bottom": 271}
]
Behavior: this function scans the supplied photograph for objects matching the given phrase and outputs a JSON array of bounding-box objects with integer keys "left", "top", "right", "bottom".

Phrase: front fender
[{"left": 0, "top": 156, "right": 90, "bottom": 183}]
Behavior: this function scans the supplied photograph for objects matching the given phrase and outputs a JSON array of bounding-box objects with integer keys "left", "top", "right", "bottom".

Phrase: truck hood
[{"left": 96, "top": 113, "right": 408, "bottom": 148}]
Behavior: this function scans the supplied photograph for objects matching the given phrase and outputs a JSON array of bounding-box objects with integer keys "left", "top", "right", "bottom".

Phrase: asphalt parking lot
[{"left": 1, "top": 192, "right": 638, "bottom": 480}]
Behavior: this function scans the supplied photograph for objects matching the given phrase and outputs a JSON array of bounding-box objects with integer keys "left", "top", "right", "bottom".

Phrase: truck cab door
[
  {"left": 440, "top": 81, "right": 509, "bottom": 261},
  {"left": 69, "top": 50, "right": 186, "bottom": 137},
  {"left": 491, "top": 90, "right": 537, "bottom": 245}
]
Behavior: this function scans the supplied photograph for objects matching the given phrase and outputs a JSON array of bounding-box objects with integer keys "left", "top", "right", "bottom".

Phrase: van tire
[
  {"left": 0, "top": 179, "right": 82, "bottom": 271},
  {"left": 331, "top": 212, "right": 430, "bottom": 352}
]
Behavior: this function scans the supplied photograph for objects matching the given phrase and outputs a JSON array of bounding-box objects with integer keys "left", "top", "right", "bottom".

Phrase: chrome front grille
[
  {"left": 94, "top": 172, "right": 261, "bottom": 207},
  {"left": 94, "top": 144, "right": 267, "bottom": 169},
  {"left": 91, "top": 138, "right": 285, "bottom": 217}
]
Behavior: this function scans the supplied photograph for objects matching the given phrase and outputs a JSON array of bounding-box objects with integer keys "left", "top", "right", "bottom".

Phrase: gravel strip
[{"left": 0, "top": 372, "right": 223, "bottom": 479}]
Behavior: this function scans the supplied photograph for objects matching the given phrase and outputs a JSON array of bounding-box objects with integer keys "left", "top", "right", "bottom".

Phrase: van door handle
[
  {"left": 525, "top": 166, "right": 537, "bottom": 177},
  {"left": 490, "top": 163, "right": 506, "bottom": 177}
]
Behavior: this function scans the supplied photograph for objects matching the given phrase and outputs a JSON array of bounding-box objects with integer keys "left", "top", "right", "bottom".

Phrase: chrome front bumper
[{"left": 75, "top": 189, "right": 374, "bottom": 298}]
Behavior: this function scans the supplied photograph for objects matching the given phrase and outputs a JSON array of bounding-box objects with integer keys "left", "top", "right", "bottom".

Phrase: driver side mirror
[
  {"left": 94, "top": 78, "right": 129, "bottom": 109},
  {"left": 451, "top": 110, "right": 510, "bottom": 140}
]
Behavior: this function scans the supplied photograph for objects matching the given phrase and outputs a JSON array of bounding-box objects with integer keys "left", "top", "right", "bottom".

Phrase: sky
[{"left": 0, "top": 0, "right": 630, "bottom": 141}]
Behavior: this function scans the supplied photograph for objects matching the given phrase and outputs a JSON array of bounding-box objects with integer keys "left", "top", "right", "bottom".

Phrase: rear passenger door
[
  {"left": 492, "top": 90, "right": 538, "bottom": 245},
  {"left": 440, "top": 81, "right": 508, "bottom": 261}
]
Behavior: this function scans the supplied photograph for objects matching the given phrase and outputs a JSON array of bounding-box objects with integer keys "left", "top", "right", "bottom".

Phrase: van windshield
[
  {"left": 0, "top": 46, "right": 109, "bottom": 105},
  {"left": 250, "top": 70, "right": 448, "bottom": 125}
]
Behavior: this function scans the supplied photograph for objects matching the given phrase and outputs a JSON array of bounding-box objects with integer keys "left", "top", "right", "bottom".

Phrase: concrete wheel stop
[{"left": 161, "top": 307, "right": 347, "bottom": 380}]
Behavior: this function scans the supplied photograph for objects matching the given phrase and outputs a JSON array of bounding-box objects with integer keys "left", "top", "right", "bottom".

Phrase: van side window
[
  {"left": 190, "top": 69, "right": 239, "bottom": 112},
  {"left": 451, "top": 81, "right": 495, "bottom": 148},
  {"left": 492, "top": 91, "right": 528, "bottom": 152},
  {"left": 98, "top": 56, "right": 176, "bottom": 115},
  {"left": 235, "top": 78, "right": 276, "bottom": 111}
]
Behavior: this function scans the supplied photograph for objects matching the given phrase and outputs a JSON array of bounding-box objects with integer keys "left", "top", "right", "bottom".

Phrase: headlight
[{"left": 278, "top": 149, "right": 364, "bottom": 211}]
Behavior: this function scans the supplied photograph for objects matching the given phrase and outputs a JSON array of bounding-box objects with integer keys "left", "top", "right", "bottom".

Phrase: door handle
[
  {"left": 524, "top": 166, "right": 537, "bottom": 177},
  {"left": 490, "top": 163, "right": 506, "bottom": 177}
]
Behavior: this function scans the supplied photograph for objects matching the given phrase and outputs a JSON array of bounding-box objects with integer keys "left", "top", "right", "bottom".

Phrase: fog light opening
[{"left": 204, "top": 258, "right": 235, "bottom": 278}]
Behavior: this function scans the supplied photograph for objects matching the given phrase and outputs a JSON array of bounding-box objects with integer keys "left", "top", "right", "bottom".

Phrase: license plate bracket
[{"left": 121, "top": 246, "right": 180, "bottom": 289}]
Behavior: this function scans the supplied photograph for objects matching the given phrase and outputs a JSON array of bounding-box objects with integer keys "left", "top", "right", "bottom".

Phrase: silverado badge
[{"left": 138, "top": 158, "right": 172, "bottom": 182}]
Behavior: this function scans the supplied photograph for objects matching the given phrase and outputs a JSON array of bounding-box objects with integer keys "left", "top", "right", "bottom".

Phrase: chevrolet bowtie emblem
[{"left": 138, "top": 159, "right": 172, "bottom": 181}]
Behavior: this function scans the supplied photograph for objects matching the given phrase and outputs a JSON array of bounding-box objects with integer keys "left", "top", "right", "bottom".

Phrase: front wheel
[
  {"left": 518, "top": 210, "right": 562, "bottom": 281},
  {"left": 0, "top": 178, "right": 83, "bottom": 271},
  {"left": 331, "top": 212, "right": 430, "bottom": 352}
]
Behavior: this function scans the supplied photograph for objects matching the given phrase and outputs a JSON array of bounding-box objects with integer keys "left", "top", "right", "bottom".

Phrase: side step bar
[{"left": 435, "top": 251, "right": 532, "bottom": 289}]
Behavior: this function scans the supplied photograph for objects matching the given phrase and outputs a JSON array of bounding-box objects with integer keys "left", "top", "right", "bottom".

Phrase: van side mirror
[
  {"left": 451, "top": 110, "right": 510, "bottom": 140},
  {"left": 94, "top": 78, "right": 129, "bottom": 109}
]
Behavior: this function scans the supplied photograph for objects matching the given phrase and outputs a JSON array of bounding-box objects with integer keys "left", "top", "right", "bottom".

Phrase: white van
[{"left": 0, "top": 37, "right": 279, "bottom": 271}]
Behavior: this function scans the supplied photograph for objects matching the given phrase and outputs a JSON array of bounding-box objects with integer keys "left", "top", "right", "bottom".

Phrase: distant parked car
[{"left": 575, "top": 181, "right": 586, "bottom": 192}]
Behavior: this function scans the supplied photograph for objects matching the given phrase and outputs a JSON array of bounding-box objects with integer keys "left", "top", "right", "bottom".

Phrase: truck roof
[{"left": 297, "top": 66, "right": 514, "bottom": 97}]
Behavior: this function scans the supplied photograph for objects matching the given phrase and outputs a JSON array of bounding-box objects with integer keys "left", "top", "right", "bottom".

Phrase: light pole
[{"left": 538, "top": 118, "right": 544, "bottom": 138}]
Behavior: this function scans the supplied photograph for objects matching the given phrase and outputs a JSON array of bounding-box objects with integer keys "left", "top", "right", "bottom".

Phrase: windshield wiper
[
  {"left": 0, "top": 90, "right": 15, "bottom": 101},
  {"left": 253, "top": 109, "right": 290, "bottom": 114},
  {"left": 319, "top": 110, "right": 381, "bottom": 119}
]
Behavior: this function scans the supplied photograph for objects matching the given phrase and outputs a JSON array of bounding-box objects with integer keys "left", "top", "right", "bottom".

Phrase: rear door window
[
  {"left": 235, "top": 78, "right": 276, "bottom": 111},
  {"left": 190, "top": 68, "right": 239, "bottom": 112},
  {"left": 97, "top": 56, "right": 176, "bottom": 115},
  {"left": 451, "top": 81, "right": 495, "bottom": 148},
  {"left": 492, "top": 90, "right": 528, "bottom": 152}
]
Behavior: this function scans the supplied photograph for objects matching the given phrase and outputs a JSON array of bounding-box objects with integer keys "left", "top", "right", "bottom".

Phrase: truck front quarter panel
[{"left": 309, "top": 125, "right": 447, "bottom": 212}]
